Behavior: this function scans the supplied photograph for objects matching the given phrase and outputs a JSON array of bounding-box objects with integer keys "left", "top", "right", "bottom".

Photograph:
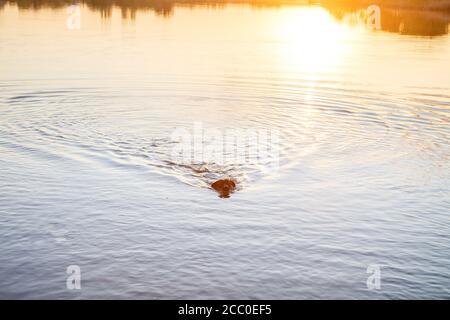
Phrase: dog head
[{"left": 211, "top": 179, "right": 236, "bottom": 198}]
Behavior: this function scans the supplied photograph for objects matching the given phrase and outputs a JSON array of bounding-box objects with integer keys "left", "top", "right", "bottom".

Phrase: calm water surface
[{"left": 0, "top": 2, "right": 449, "bottom": 298}]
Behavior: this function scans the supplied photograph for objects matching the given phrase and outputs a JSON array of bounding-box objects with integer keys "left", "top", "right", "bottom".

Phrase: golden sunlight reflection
[{"left": 275, "top": 7, "right": 352, "bottom": 76}]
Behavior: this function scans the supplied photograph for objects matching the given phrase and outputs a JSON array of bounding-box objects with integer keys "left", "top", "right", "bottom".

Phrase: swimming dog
[{"left": 211, "top": 179, "right": 236, "bottom": 198}]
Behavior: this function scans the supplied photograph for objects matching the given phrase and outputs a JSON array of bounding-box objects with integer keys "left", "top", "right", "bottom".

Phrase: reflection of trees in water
[
  {"left": 321, "top": 1, "right": 450, "bottom": 36},
  {"left": 2, "top": 0, "right": 450, "bottom": 35},
  {"left": 3, "top": 0, "right": 177, "bottom": 16},
  {"left": 382, "top": 9, "right": 450, "bottom": 36},
  {"left": 0, "top": 0, "right": 295, "bottom": 16},
  {"left": 87, "top": 1, "right": 173, "bottom": 18}
]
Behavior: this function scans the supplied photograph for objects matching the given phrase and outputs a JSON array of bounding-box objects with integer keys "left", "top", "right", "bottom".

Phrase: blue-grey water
[{"left": 0, "top": 2, "right": 449, "bottom": 299}]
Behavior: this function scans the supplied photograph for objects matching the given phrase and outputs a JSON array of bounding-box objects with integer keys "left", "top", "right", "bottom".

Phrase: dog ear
[
  {"left": 230, "top": 180, "right": 236, "bottom": 188},
  {"left": 211, "top": 180, "right": 224, "bottom": 190}
]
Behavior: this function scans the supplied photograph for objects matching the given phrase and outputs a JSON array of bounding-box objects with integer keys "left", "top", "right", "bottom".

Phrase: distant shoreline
[
  {"left": 3, "top": 0, "right": 450, "bottom": 13},
  {"left": 316, "top": 0, "right": 450, "bottom": 11}
]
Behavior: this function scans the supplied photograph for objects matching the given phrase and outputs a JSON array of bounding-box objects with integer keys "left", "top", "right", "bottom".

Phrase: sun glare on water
[{"left": 275, "top": 7, "right": 353, "bottom": 76}]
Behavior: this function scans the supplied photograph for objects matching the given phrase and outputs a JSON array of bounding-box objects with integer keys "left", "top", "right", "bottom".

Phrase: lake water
[{"left": 0, "top": 1, "right": 449, "bottom": 299}]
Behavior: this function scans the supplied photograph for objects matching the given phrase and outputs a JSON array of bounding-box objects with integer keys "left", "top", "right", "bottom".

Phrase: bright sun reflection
[{"left": 276, "top": 7, "right": 351, "bottom": 76}]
